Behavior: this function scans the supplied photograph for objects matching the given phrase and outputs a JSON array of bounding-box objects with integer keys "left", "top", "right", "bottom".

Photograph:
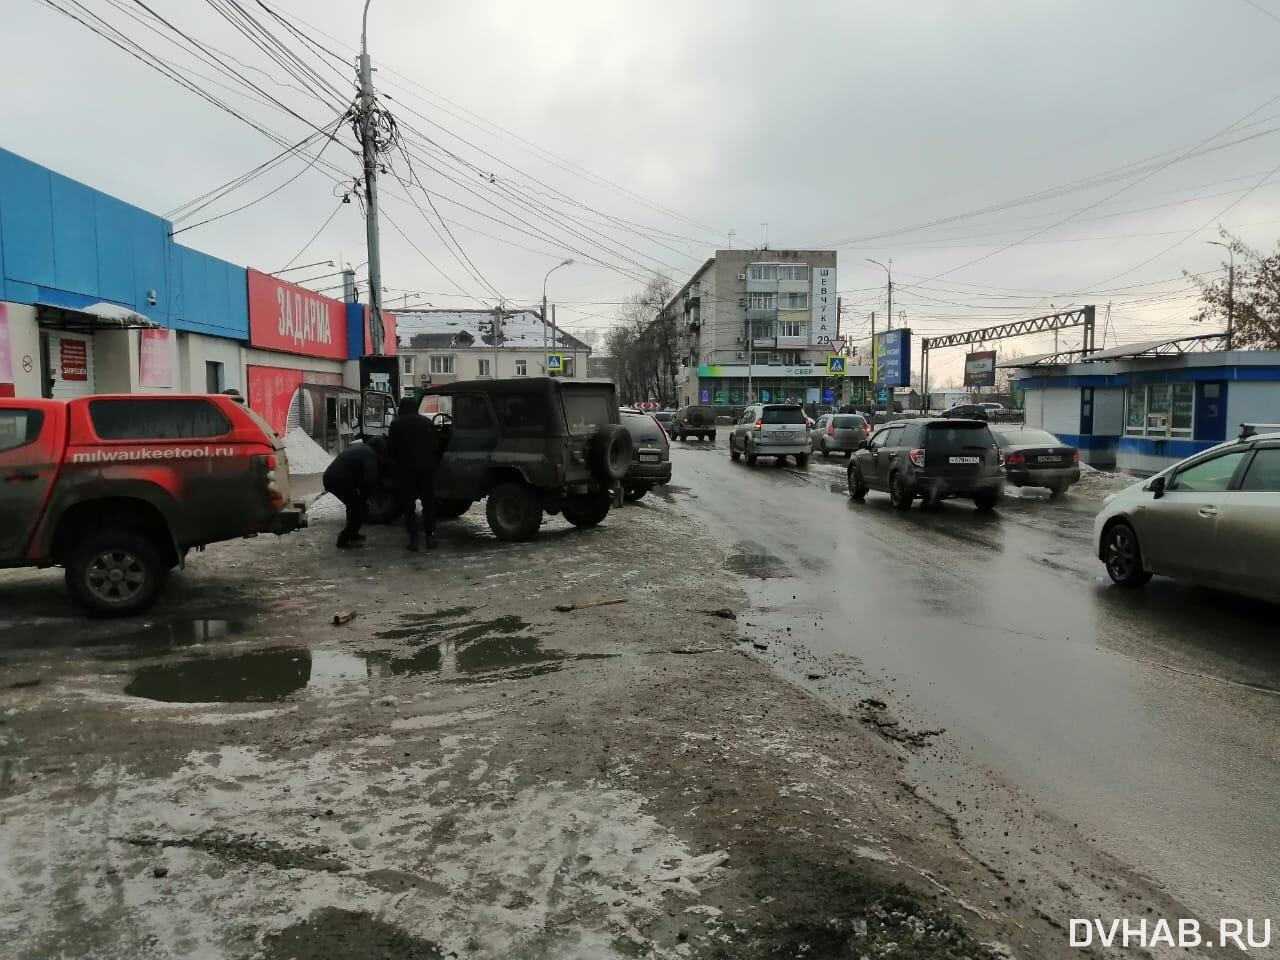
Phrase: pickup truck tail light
[
  {"left": 908, "top": 448, "right": 925, "bottom": 467},
  {"left": 753, "top": 418, "right": 763, "bottom": 431},
  {"left": 254, "top": 454, "right": 284, "bottom": 508}
]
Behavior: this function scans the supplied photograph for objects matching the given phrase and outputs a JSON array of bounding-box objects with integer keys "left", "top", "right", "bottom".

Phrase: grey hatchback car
[
  {"left": 730, "top": 404, "right": 812, "bottom": 466},
  {"left": 811, "top": 413, "right": 869, "bottom": 457},
  {"left": 619, "top": 408, "right": 672, "bottom": 501}
]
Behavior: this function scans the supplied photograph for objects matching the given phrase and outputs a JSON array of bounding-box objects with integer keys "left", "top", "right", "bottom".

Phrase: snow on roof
[{"left": 396, "top": 309, "right": 587, "bottom": 351}]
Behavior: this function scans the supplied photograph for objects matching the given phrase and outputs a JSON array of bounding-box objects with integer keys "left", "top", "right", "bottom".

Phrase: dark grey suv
[
  {"left": 670, "top": 405, "right": 717, "bottom": 442},
  {"left": 369, "top": 378, "right": 633, "bottom": 541},
  {"left": 848, "top": 418, "right": 1004, "bottom": 511}
]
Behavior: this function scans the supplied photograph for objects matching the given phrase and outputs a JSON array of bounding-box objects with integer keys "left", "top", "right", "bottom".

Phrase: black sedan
[{"left": 989, "top": 426, "right": 1080, "bottom": 497}]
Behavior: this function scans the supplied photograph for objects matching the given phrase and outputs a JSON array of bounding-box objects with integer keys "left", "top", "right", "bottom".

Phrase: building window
[
  {"left": 429, "top": 355, "right": 454, "bottom": 374},
  {"left": 778, "top": 319, "right": 805, "bottom": 338},
  {"left": 749, "top": 320, "right": 776, "bottom": 340},
  {"left": 204, "top": 360, "right": 224, "bottom": 394},
  {"left": 779, "top": 292, "right": 809, "bottom": 310},
  {"left": 778, "top": 351, "right": 803, "bottom": 365},
  {"left": 400, "top": 354, "right": 414, "bottom": 376},
  {"left": 750, "top": 352, "right": 778, "bottom": 365},
  {"left": 1125, "top": 383, "right": 1194, "bottom": 437},
  {"left": 478, "top": 358, "right": 491, "bottom": 377},
  {"left": 514, "top": 359, "right": 528, "bottom": 376},
  {"left": 748, "top": 264, "right": 777, "bottom": 281},
  {"left": 748, "top": 292, "right": 776, "bottom": 310},
  {"left": 777, "top": 265, "right": 809, "bottom": 282}
]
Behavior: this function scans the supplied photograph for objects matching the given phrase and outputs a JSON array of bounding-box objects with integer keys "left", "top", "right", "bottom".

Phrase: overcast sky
[{"left": 7, "top": 0, "right": 1280, "bottom": 378}]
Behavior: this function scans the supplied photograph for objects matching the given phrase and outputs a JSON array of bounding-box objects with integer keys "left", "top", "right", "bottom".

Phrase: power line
[{"left": 278, "top": 198, "right": 347, "bottom": 272}]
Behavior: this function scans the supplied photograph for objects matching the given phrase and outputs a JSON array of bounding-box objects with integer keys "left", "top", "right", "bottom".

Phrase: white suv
[
  {"left": 729, "top": 404, "right": 813, "bottom": 466},
  {"left": 1093, "top": 426, "right": 1280, "bottom": 601}
]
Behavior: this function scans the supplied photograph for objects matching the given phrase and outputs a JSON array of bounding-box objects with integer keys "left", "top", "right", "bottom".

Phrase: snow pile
[
  {"left": 283, "top": 427, "right": 333, "bottom": 475},
  {"left": 1076, "top": 462, "right": 1141, "bottom": 498}
]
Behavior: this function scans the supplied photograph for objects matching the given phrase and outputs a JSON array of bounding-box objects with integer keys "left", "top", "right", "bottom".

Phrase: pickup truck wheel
[
  {"left": 436, "top": 498, "right": 472, "bottom": 519},
  {"left": 561, "top": 490, "right": 611, "bottom": 528},
  {"left": 66, "top": 530, "right": 167, "bottom": 617},
  {"left": 486, "top": 483, "right": 542, "bottom": 541}
]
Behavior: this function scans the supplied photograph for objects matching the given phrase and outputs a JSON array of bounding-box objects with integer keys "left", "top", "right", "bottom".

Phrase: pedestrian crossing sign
[
  {"left": 546, "top": 354, "right": 564, "bottom": 374},
  {"left": 826, "top": 355, "right": 847, "bottom": 376}
]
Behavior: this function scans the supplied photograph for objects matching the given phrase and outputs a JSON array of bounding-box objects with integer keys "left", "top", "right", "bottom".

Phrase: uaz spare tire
[{"left": 590, "top": 424, "right": 633, "bottom": 480}]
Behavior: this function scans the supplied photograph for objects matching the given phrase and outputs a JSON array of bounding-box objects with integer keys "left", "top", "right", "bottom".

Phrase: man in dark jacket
[
  {"left": 388, "top": 396, "right": 441, "bottom": 551},
  {"left": 322, "top": 441, "right": 380, "bottom": 549}
]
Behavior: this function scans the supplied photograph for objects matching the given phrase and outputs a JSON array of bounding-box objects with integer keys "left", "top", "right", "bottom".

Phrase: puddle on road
[
  {"left": 724, "top": 549, "right": 792, "bottom": 579},
  {"left": 125, "top": 648, "right": 313, "bottom": 703},
  {"left": 123, "top": 612, "right": 612, "bottom": 702},
  {"left": 262, "top": 907, "right": 444, "bottom": 960}
]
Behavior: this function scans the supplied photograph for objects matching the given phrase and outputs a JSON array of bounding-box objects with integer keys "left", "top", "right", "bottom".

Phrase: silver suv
[{"left": 729, "top": 404, "right": 812, "bottom": 466}]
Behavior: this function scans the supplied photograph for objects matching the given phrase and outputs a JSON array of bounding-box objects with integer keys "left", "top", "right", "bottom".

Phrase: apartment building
[
  {"left": 665, "top": 249, "right": 868, "bottom": 410},
  {"left": 396, "top": 309, "right": 590, "bottom": 387}
]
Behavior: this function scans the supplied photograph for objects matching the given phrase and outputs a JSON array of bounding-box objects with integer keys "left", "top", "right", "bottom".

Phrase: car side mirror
[
  {"left": 858, "top": 439, "right": 869, "bottom": 450},
  {"left": 1148, "top": 475, "right": 1166, "bottom": 499}
]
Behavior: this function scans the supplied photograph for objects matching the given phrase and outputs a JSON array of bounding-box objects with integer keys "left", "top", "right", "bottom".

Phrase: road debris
[
  {"left": 331, "top": 610, "right": 354, "bottom": 625},
  {"left": 706, "top": 607, "right": 737, "bottom": 620},
  {"left": 553, "top": 597, "right": 627, "bottom": 612}
]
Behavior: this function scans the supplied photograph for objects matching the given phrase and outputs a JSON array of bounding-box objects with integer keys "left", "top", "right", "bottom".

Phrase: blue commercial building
[
  {"left": 1007, "top": 337, "right": 1280, "bottom": 476},
  {"left": 0, "top": 147, "right": 395, "bottom": 452}
]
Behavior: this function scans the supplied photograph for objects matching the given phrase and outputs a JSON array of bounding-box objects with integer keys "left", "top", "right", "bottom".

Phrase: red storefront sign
[
  {"left": 138, "top": 328, "right": 172, "bottom": 388},
  {"left": 60, "top": 339, "right": 89, "bottom": 381},
  {"left": 247, "top": 269, "right": 346, "bottom": 359}
]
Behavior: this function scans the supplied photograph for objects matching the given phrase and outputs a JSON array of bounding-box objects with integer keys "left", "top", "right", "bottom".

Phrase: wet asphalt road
[{"left": 667, "top": 439, "right": 1280, "bottom": 923}]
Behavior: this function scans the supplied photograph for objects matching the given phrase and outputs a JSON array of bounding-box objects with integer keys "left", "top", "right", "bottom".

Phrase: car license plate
[
  {"left": 639, "top": 452, "right": 660, "bottom": 462},
  {"left": 1037, "top": 455, "right": 1063, "bottom": 463},
  {"left": 949, "top": 456, "right": 979, "bottom": 464},
  {"left": 769, "top": 431, "right": 789, "bottom": 440}
]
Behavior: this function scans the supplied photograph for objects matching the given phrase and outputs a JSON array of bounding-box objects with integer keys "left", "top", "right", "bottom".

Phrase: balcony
[
  {"left": 745, "top": 307, "right": 777, "bottom": 321},
  {"left": 751, "top": 337, "right": 777, "bottom": 349}
]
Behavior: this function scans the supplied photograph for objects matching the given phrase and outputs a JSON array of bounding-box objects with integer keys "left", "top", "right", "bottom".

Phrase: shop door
[{"left": 42, "top": 332, "right": 95, "bottom": 400}]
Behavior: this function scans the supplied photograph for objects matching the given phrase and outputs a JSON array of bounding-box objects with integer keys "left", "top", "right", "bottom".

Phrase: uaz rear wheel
[{"left": 562, "top": 491, "right": 611, "bottom": 528}]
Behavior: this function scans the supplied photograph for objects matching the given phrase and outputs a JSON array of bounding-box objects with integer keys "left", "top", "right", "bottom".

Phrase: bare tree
[
  {"left": 606, "top": 276, "right": 677, "bottom": 404},
  {"left": 1187, "top": 229, "right": 1280, "bottom": 349}
]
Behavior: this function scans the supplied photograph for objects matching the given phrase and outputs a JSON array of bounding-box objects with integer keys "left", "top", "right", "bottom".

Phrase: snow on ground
[
  {"left": 1075, "top": 462, "right": 1141, "bottom": 498},
  {"left": 284, "top": 427, "right": 334, "bottom": 475}
]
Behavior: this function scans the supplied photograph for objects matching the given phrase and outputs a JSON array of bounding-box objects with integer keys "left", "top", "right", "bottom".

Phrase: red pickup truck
[{"left": 0, "top": 394, "right": 305, "bottom": 616}]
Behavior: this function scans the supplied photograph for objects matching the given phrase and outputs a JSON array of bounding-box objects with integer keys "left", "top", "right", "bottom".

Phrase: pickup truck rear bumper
[{"left": 265, "top": 502, "right": 308, "bottom": 535}]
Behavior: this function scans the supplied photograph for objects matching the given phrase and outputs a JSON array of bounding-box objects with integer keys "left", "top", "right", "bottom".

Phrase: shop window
[
  {"left": 1125, "top": 383, "right": 1194, "bottom": 438},
  {"left": 89, "top": 398, "right": 231, "bottom": 440}
]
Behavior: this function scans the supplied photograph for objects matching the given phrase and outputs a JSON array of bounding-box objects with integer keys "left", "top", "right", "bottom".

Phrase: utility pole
[
  {"left": 868, "top": 259, "right": 892, "bottom": 420},
  {"left": 1208, "top": 240, "right": 1235, "bottom": 349},
  {"left": 869, "top": 311, "right": 876, "bottom": 415},
  {"left": 358, "top": 0, "right": 385, "bottom": 355},
  {"left": 492, "top": 303, "right": 503, "bottom": 377}
]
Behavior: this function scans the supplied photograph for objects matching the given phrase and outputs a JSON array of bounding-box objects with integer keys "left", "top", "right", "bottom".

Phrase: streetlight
[
  {"left": 867, "top": 259, "right": 893, "bottom": 418},
  {"left": 270, "top": 259, "right": 334, "bottom": 276},
  {"left": 1207, "top": 240, "right": 1235, "bottom": 349},
  {"left": 542, "top": 258, "right": 574, "bottom": 373}
]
